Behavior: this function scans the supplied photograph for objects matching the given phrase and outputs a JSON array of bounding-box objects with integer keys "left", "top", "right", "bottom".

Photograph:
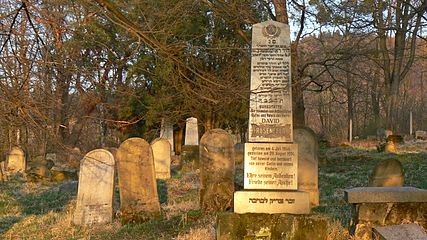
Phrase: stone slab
[
  {"left": 344, "top": 187, "right": 427, "bottom": 203},
  {"left": 248, "top": 20, "right": 293, "bottom": 143},
  {"left": 73, "top": 149, "right": 115, "bottom": 225},
  {"left": 294, "top": 127, "right": 319, "bottom": 207},
  {"left": 373, "top": 224, "right": 427, "bottom": 240},
  {"left": 244, "top": 143, "right": 297, "bottom": 190},
  {"left": 151, "top": 138, "right": 171, "bottom": 179},
  {"left": 216, "top": 212, "right": 330, "bottom": 240},
  {"left": 234, "top": 190, "right": 310, "bottom": 214}
]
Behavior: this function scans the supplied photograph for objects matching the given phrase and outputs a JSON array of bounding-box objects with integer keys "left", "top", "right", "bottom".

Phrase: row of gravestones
[{"left": 74, "top": 137, "right": 172, "bottom": 225}]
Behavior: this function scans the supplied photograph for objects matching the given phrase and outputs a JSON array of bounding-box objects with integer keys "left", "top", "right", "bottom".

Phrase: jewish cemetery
[{"left": 1, "top": 1, "right": 427, "bottom": 239}]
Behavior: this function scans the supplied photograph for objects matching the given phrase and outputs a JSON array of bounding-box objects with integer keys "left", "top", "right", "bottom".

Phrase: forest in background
[{"left": 1, "top": 0, "right": 426, "bottom": 158}]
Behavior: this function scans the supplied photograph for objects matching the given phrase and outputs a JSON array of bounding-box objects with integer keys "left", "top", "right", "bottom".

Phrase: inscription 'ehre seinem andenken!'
[
  {"left": 244, "top": 143, "right": 298, "bottom": 190},
  {"left": 249, "top": 22, "right": 292, "bottom": 143}
]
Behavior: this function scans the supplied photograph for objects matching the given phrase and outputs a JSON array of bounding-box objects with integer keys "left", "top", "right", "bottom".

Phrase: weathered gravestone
[
  {"left": 7, "top": 146, "right": 25, "bottom": 173},
  {"left": 151, "top": 138, "right": 171, "bottom": 179},
  {"left": 294, "top": 127, "right": 319, "bottom": 207},
  {"left": 415, "top": 130, "right": 427, "bottom": 140},
  {"left": 199, "top": 129, "right": 234, "bottom": 212},
  {"left": 373, "top": 224, "right": 427, "bottom": 240},
  {"left": 368, "top": 159, "right": 404, "bottom": 187},
  {"left": 184, "top": 117, "right": 199, "bottom": 145},
  {"left": 116, "top": 137, "right": 160, "bottom": 223},
  {"left": 73, "top": 149, "right": 115, "bottom": 225},
  {"left": 160, "top": 119, "right": 174, "bottom": 155}
]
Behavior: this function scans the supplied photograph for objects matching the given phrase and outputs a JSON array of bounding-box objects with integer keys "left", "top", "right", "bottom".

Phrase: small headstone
[
  {"left": 373, "top": 224, "right": 427, "bottom": 240},
  {"left": 184, "top": 117, "right": 199, "bottom": 145},
  {"left": 116, "top": 137, "right": 160, "bottom": 223},
  {"left": 160, "top": 119, "right": 175, "bottom": 154},
  {"left": 7, "top": 146, "right": 25, "bottom": 173},
  {"left": 344, "top": 187, "right": 427, "bottom": 203},
  {"left": 415, "top": 130, "right": 427, "bottom": 140},
  {"left": 151, "top": 138, "right": 171, "bottom": 179},
  {"left": 73, "top": 149, "right": 115, "bottom": 225},
  {"left": 199, "top": 129, "right": 234, "bottom": 212},
  {"left": 294, "top": 127, "right": 319, "bottom": 207},
  {"left": 368, "top": 159, "right": 404, "bottom": 187}
]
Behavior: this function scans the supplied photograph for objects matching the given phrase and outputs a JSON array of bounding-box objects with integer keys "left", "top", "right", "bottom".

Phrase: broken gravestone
[
  {"left": 199, "top": 129, "right": 234, "bottom": 212},
  {"left": 73, "top": 149, "right": 115, "bottom": 225},
  {"left": 368, "top": 159, "right": 404, "bottom": 187},
  {"left": 116, "top": 137, "right": 160, "bottom": 223}
]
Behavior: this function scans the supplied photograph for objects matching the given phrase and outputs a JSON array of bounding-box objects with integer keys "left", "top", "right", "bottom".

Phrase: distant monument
[
  {"left": 233, "top": 20, "right": 309, "bottom": 214},
  {"left": 116, "top": 138, "right": 160, "bottom": 223},
  {"left": 160, "top": 118, "right": 175, "bottom": 155},
  {"left": 73, "top": 149, "right": 115, "bottom": 225},
  {"left": 184, "top": 117, "right": 199, "bottom": 145}
]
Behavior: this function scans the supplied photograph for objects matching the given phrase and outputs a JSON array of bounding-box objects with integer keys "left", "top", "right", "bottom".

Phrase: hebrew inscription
[{"left": 249, "top": 20, "right": 293, "bottom": 142}]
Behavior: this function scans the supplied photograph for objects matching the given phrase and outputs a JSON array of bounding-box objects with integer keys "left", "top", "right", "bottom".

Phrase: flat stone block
[
  {"left": 216, "top": 212, "right": 330, "bottom": 240},
  {"left": 373, "top": 224, "right": 427, "bottom": 240},
  {"left": 345, "top": 187, "right": 427, "bottom": 203},
  {"left": 234, "top": 190, "right": 310, "bottom": 214}
]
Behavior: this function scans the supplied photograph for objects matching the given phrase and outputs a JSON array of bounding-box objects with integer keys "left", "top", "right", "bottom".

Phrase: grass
[{"left": 0, "top": 140, "right": 426, "bottom": 239}]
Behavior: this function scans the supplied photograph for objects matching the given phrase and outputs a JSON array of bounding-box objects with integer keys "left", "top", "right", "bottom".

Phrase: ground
[{"left": 0, "top": 140, "right": 426, "bottom": 239}]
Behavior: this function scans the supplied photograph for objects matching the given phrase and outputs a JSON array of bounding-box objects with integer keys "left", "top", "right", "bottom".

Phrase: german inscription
[
  {"left": 244, "top": 143, "right": 298, "bottom": 190},
  {"left": 249, "top": 20, "right": 293, "bottom": 143}
]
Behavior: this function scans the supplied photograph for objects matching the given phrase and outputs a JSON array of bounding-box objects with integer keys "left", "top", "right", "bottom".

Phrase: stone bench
[{"left": 344, "top": 187, "right": 427, "bottom": 240}]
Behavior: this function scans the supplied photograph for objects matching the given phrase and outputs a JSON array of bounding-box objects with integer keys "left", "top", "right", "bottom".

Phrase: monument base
[
  {"left": 216, "top": 212, "right": 330, "bottom": 240},
  {"left": 234, "top": 190, "right": 310, "bottom": 214}
]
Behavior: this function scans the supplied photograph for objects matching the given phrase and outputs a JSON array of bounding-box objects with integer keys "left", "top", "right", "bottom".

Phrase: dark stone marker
[
  {"left": 199, "top": 129, "right": 234, "bottom": 212},
  {"left": 368, "top": 159, "right": 404, "bottom": 187}
]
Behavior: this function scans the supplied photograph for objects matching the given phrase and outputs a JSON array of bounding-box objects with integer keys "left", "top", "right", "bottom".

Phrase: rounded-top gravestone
[
  {"left": 151, "top": 138, "right": 171, "bottom": 179},
  {"left": 368, "top": 158, "right": 404, "bottom": 187},
  {"left": 73, "top": 149, "right": 115, "bottom": 225},
  {"left": 116, "top": 137, "right": 160, "bottom": 223},
  {"left": 199, "top": 129, "right": 235, "bottom": 213}
]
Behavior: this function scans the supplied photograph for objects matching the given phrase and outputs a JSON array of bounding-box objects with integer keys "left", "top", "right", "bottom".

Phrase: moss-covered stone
[{"left": 217, "top": 212, "right": 331, "bottom": 240}]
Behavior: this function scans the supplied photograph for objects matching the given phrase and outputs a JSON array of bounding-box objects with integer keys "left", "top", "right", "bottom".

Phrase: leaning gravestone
[
  {"left": 73, "top": 149, "right": 115, "bottom": 225},
  {"left": 151, "top": 138, "right": 171, "bottom": 179},
  {"left": 7, "top": 146, "right": 25, "bottom": 173},
  {"left": 199, "top": 129, "right": 235, "bottom": 212},
  {"left": 116, "top": 137, "right": 160, "bottom": 223},
  {"left": 368, "top": 159, "right": 404, "bottom": 187},
  {"left": 294, "top": 127, "right": 319, "bottom": 207}
]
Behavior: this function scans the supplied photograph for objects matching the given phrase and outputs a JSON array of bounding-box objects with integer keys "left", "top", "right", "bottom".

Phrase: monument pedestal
[
  {"left": 234, "top": 190, "right": 310, "bottom": 214},
  {"left": 216, "top": 212, "right": 330, "bottom": 240}
]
